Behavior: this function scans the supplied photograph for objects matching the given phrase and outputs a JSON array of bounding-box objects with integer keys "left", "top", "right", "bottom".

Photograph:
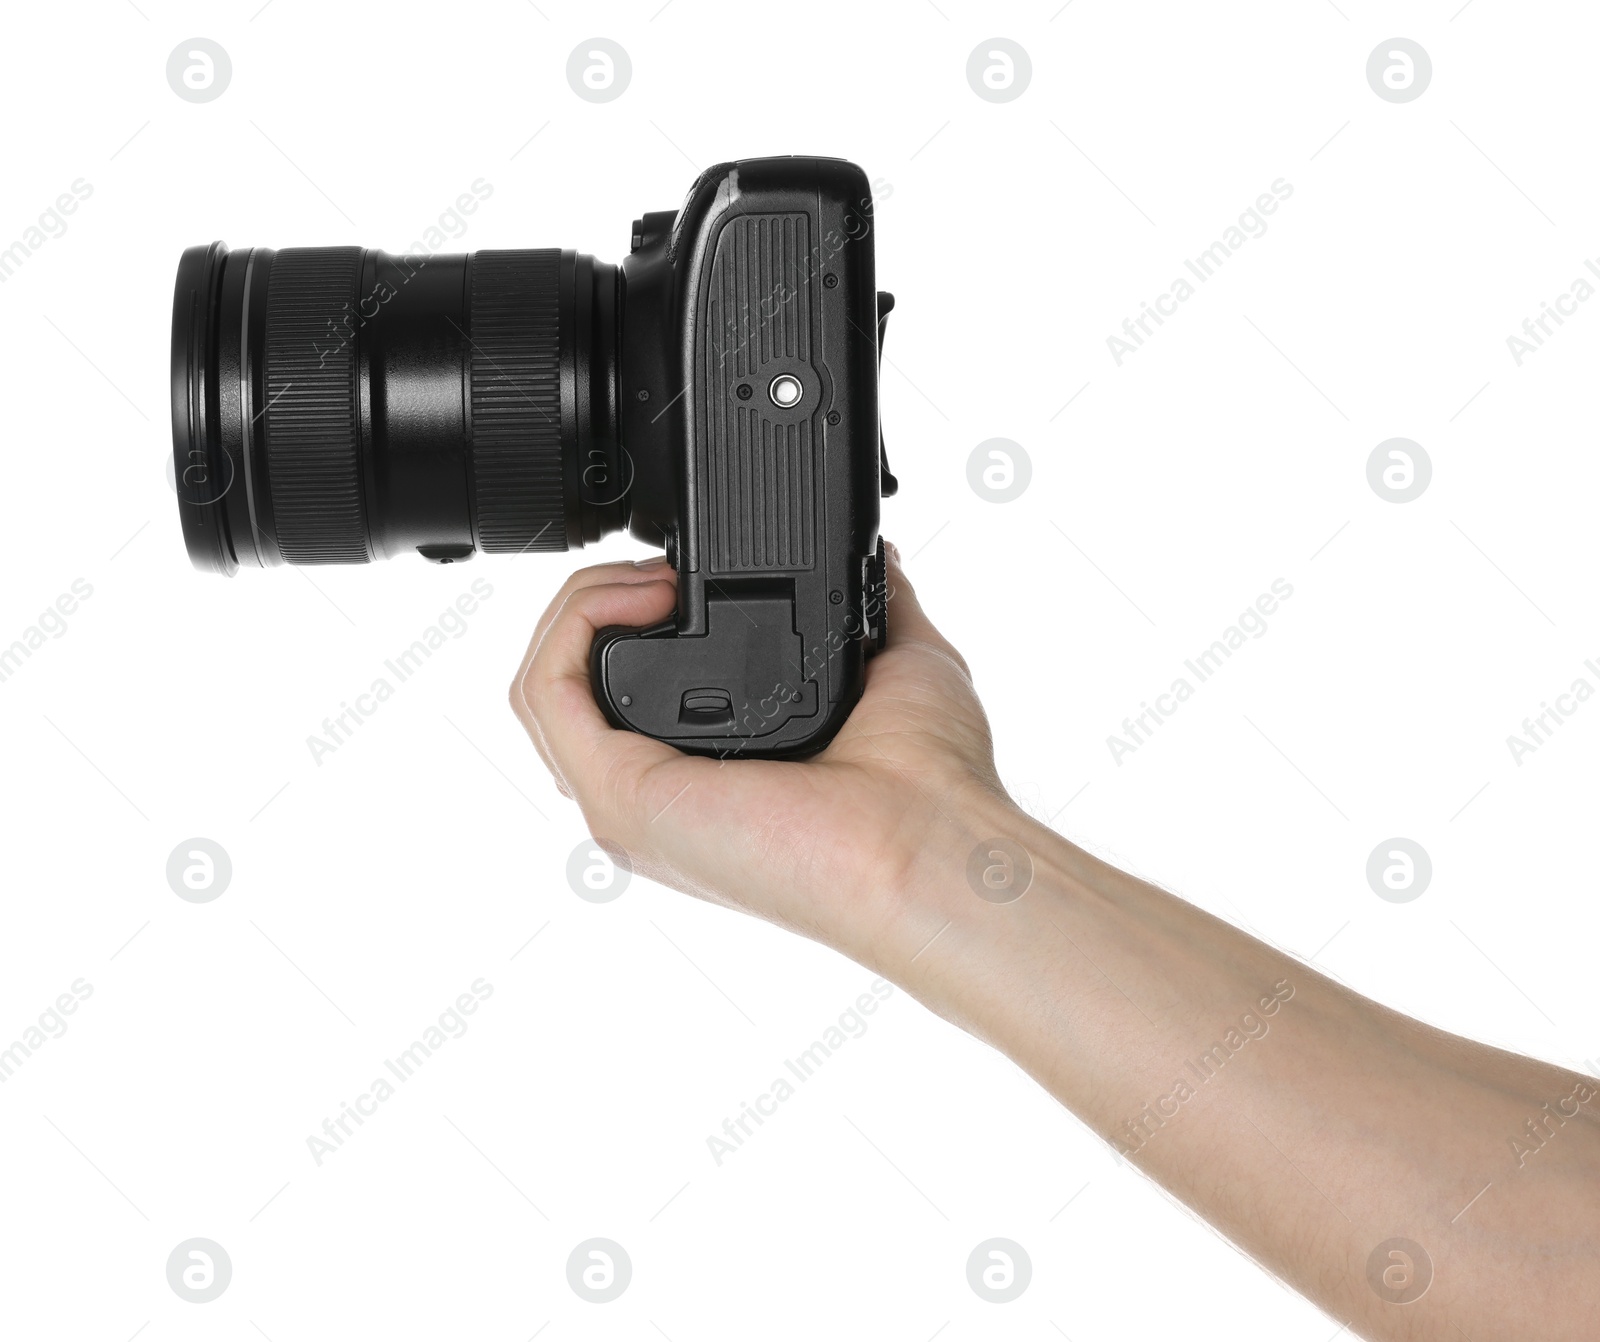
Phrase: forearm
[
  {"left": 511, "top": 555, "right": 1595, "bottom": 1331},
  {"left": 875, "top": 788, "right": 1600, "bottom": 1339}
]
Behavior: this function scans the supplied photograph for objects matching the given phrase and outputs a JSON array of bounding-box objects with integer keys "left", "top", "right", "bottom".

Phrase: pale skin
[{"left": 510, "top": 547, "right": 1600, "bottom": 1340}]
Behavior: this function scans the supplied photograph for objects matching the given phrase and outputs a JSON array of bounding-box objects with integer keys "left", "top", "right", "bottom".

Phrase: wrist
[
  {"left": 861, "top": 785, "right": 1162, "bottom": 1113},
  {"left": 861, "top": 781, "right": 1073, "bottom": 1003}
]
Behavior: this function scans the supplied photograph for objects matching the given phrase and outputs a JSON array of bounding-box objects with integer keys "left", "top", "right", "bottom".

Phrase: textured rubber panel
[
  {"left": 703, "top": 213, "right": 817, "bottom": 573},
  {"left": 469, "top": 249, "right": 566, "bottom": 553},
  {"left": 263, "top": 246, "right": 369, "bottom": 564}
]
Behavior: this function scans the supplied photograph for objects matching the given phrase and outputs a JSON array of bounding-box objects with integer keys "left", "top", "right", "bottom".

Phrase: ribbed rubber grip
[
  {"left": 263, "top": 247, "right": 369, "bottom": 564},
  {"left": 470, "top": 250, "right": 566, "bottom": 553}
]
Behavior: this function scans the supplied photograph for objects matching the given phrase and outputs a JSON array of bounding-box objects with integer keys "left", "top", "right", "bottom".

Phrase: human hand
[{"left": 508, "top": 545, "right": 1015, "bottom": 974}]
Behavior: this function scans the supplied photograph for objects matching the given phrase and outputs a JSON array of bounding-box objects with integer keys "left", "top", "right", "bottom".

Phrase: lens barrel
[{"left": 171, "top": 242, "right": 627, "bottom": 574}]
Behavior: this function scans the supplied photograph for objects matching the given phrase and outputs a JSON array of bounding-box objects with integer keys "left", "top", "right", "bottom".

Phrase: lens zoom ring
[
  {"left": 264, "top": 247, "right": 368, "bottom": 564},
  {"left": 470, "top": 250, "right": 566, "bottom": 553}
]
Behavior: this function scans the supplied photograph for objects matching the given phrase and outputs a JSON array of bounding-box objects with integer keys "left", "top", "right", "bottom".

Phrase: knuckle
[{"left": 514, "top": 663, "right": 551, "bottom": 724}]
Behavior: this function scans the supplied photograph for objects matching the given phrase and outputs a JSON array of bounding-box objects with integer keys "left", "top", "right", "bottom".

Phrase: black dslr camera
[{"left": 171, "top": 157, "right": 896, "bottom": 758}]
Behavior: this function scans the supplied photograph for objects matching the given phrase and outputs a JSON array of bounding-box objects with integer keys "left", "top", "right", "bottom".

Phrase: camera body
[
  {"left": 170, "top": 156, "right": 894, "bottom": 759},
  {"left": 598, "top": 157, "right": 894, "bottom": 756}
]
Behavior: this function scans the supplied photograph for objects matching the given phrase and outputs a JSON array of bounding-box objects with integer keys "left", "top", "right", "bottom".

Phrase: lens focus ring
[
  {"left": 470, "top": 250, "right": 566, "bottom": 553},
  {"left": 263, "top": 247, "right": 369, "bottom": 564}
]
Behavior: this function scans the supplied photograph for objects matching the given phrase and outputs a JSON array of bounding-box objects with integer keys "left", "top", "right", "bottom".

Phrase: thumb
[{"left": 882, "top": 540, "right": 968, "bottom": 670}]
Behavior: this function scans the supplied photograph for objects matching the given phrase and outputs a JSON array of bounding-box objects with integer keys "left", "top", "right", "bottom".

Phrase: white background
[{"left": 2, "top": 1, "right": 1596, "bottom": 1337}]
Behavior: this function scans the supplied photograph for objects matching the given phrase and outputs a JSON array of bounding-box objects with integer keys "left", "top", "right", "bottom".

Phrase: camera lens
[{"left": 171, "top": 242, "right": 628, "bottom": 574}]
